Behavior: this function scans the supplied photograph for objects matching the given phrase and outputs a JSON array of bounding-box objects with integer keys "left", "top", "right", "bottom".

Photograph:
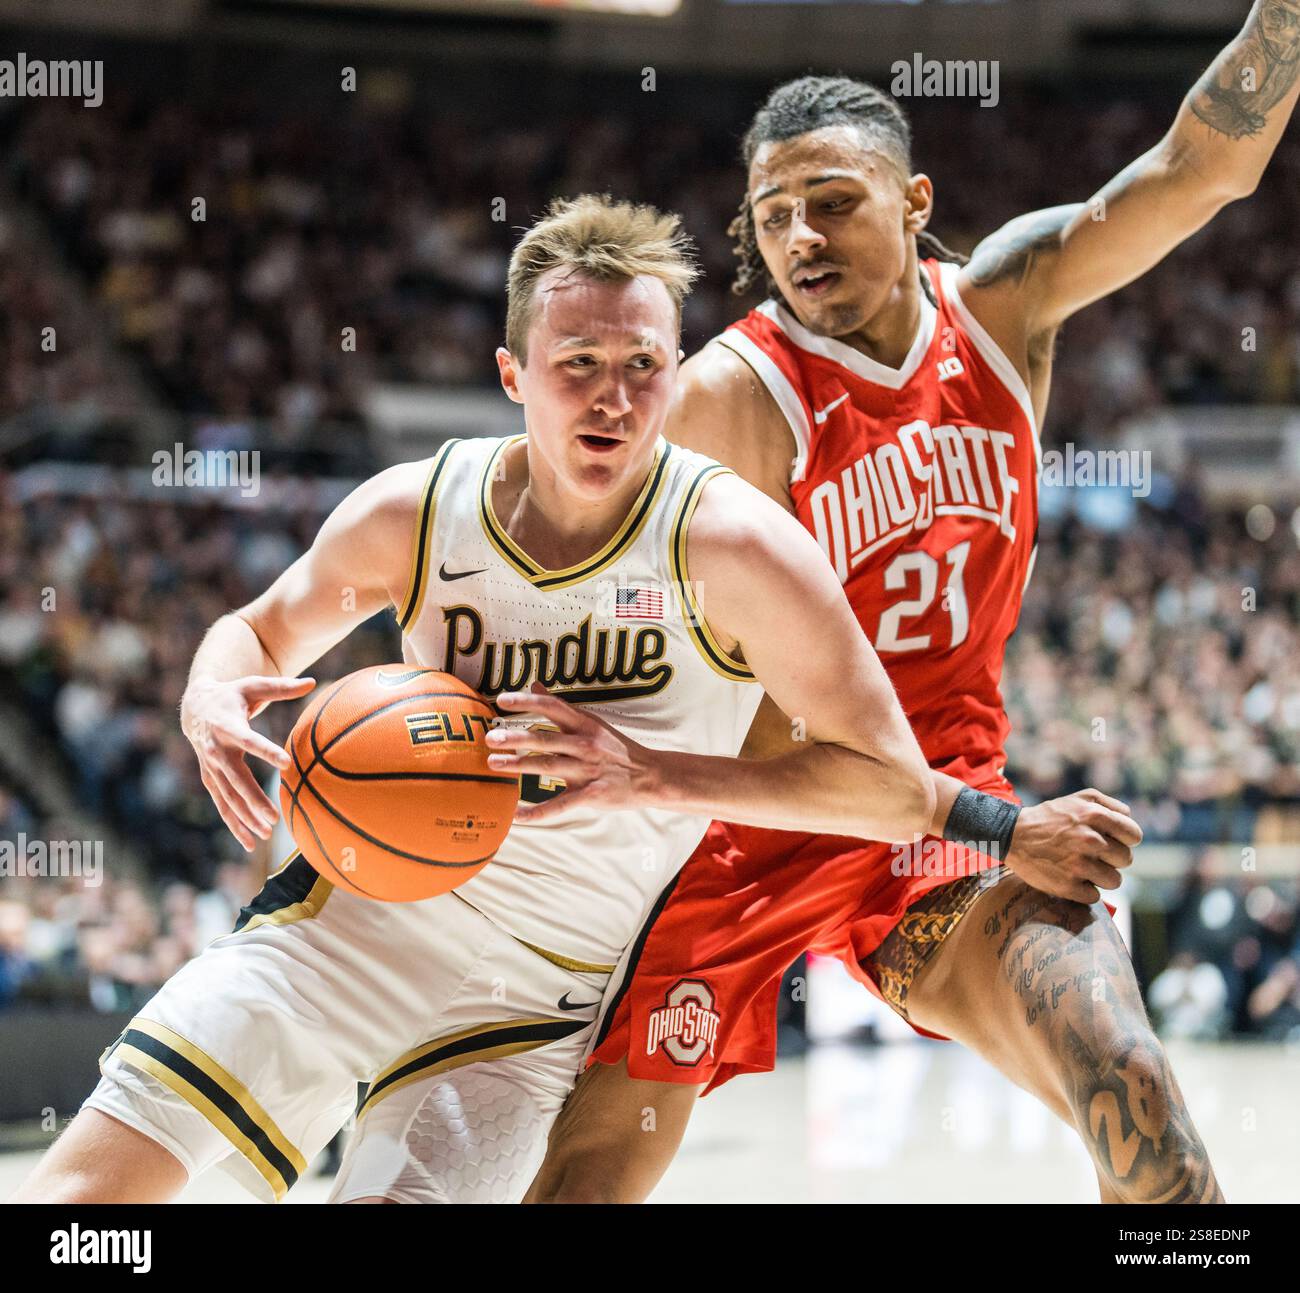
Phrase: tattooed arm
[{"left": 960, "top": 1, "right": 1300, "bottom": 340}]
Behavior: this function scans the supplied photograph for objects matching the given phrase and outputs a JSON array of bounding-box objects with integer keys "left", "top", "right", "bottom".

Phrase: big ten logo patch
[
  {"left": 405, "top": 710, "right": 494, "bottom": 747},
  {"left": 645, "top": 979, "right": 720, "bottom": 1066}
]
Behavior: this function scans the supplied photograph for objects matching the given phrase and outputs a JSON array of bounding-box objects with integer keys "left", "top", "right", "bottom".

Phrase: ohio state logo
[{"left": 645, "top": 979, "right": 720, "bottom": 1066}]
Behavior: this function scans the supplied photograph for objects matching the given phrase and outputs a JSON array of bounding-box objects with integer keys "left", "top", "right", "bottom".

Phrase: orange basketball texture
[{"left": 278, "top": 666, "right": 519, "bottom": 901}]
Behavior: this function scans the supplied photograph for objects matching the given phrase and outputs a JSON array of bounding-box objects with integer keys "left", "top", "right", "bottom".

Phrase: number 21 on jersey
[{"left": 875, "top": 540, "right": 970, "bottom": 653}]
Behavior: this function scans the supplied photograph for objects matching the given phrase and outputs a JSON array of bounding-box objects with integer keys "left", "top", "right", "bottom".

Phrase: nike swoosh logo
[
  {"left": 439, "top": 562, "right": 488, "bottom": 581},
  {"left": 557, "top": 992, "right": 600, "bottom": 1012},
  {"left": 813, "top": 392, "right": 849, "bottom": 424},
  {"left": 374, "top": 668, "right": 434, "bottom": 687}
]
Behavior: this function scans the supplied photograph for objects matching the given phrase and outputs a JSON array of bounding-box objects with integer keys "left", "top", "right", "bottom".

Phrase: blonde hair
[{"left": 506, "top": 193, "right": 700, "bottom": 365}]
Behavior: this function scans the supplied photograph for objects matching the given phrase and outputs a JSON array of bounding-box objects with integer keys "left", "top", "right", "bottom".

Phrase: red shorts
[{"left": 590, "top": 768, "right": 1017, "bottom": 1094}]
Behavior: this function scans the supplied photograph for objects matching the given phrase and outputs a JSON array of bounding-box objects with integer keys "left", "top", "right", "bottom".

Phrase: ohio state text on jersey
[{"left": 716, "top": 259, "right": 1040, "bottom": 775}]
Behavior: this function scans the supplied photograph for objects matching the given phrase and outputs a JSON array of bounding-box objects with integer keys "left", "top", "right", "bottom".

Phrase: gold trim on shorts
[
  {"left": 358, "top": 1017, "right": 588, "bottom": 1118},
  {"left": 865, "top": 865, "right": 1009, "bottom": 1022},
  {"left": 104, "top": 1018, "right": 308, "bottom": 1201},
  {"left": 516, "top": 938, "right": 616, "bottom": 975}
]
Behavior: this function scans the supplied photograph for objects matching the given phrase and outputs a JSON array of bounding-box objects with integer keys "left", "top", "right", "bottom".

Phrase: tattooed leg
[{"left": 899, "top": 876, "right": 1223, "bottom": 1204}]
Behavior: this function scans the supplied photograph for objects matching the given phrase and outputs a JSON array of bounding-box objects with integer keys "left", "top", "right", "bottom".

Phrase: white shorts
[{"left": 86, "top": 852, "right": 608, "bottom": 1203}]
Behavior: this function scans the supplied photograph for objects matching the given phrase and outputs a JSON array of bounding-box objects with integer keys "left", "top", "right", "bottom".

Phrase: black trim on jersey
[
  {"left": 480, "top": 437, "right": 672, "bottom": 589},
  {"left": 232, "top": 854, "right": 319, "bottom": 933},
  {"left": 529, "top": 681, "right": 675, "bottom": 706},
  {"left": 592, "top": 869, "right": 685, "bottom": 1051},
  {"left": 398, "top": 440, "right": 460, "bottom": 631},
  {"left": 357, "top": 1019, "right": 586, "bottom": 1115},
  {"left": 119, "top": 1027, "right": 301, "bottom": 1193},
  {"left": 670, "top": 465, "right": 755, "bottom": 681}
]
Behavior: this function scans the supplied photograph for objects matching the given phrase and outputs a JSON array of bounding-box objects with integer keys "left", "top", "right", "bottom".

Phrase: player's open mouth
[
  {"left": 795, "top": 270, "right": 841, "bottom": 297},
  {"left": 578, "top": 433, "right": 623, "bottom": 452}
]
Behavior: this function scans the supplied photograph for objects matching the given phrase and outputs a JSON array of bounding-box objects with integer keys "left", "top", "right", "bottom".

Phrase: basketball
[{"left": 278, "top": 666, "right": 519, "bottom": 901}]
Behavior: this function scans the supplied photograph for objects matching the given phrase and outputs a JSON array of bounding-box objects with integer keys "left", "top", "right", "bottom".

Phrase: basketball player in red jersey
[{"left": 530, "top": 5, "right": 1300, "bottom": 1204}]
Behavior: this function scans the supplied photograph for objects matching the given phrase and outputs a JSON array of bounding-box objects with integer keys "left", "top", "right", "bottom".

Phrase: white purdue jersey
[
  {"left": 85, "top": 432, "right": 765, "bottom": 1205},
  {"left": 396, "top": 433, "right": 765, "bottom": 970}
]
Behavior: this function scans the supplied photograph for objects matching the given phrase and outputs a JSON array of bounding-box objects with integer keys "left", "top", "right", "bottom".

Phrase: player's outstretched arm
[
  {"left": 492, "top": 472, "right": 934, "bottom": 840},
  {"left": 180, "top": 462, "right": 420, "bottom": 849},
  {"left": 963, "top": 0, "right": 1300, "bottom": 337}
]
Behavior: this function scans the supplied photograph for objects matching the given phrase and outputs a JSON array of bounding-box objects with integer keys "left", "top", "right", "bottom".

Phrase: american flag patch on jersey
[{"left": 615, "top": 584, "right": 664, "bottom": 620}]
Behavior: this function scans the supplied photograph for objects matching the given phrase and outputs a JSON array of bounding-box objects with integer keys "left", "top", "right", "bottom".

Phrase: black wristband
[{"left": 941, "top": 786, "right": 1021, "bottom": 862}]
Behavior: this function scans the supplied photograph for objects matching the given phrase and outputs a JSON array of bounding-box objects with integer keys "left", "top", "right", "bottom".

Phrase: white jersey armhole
[
  {"left": 396, "top": 438, "right": 461, "bottom": 633},
  {"left": 668, "top": 461, "right": 758, "bottom": 683},
  {"left": 937, "top": 261, "right": 1043, "bottom": 475}
]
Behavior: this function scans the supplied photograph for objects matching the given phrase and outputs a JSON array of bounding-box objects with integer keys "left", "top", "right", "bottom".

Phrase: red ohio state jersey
[{"left": 716, "top": 258, "right": 1040, "bottom": 780}]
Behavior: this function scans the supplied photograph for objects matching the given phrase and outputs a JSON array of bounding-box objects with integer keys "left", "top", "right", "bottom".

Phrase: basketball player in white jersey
[{"left": 12, "top": 194, "right": 938, "bottom": 1204}]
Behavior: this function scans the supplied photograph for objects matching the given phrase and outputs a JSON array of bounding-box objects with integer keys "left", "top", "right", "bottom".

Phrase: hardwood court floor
[{"left": 2, "top": 1039, "right": 1295, "bottom": 1203}]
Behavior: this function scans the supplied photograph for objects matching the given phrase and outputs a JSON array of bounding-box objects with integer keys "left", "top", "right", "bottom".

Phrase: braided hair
[{"left": 728, "top": 75, "right": 967, "bottom": 308}]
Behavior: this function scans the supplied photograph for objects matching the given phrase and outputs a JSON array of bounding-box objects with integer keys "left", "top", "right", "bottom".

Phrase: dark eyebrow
[{"left": 751, "top": 172, "right": 859, "bottom": 206}]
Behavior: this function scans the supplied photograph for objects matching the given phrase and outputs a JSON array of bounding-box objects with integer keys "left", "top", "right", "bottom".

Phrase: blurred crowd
[
  {"left": 1, "top": 48, "right": 1299, "bottom": 1032},
  {"left": 1004, "top": 482, "right": 1300, "bottom": 843},
  {"left": 4, "top": 62, "right": 1300, "bottom": 451},
  {"left": 0, "top": 480, "right": 398, "bottom": 1014},
  {"left": 0, "top": 215, "right": 121, "bottom": 427},
  {"left": 0, "top": 479, "right": 396, "bottom": 884},
  {"left": 0, "top": 781, "right": 262, "bottom": 1015},
  {"left": 1147, "top": 850, "right": 1300, "bottom": 1045}
]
